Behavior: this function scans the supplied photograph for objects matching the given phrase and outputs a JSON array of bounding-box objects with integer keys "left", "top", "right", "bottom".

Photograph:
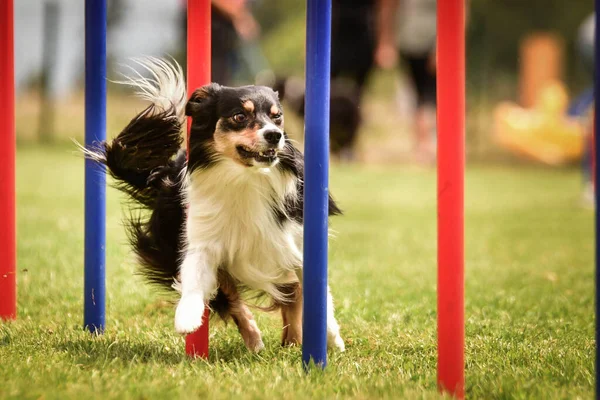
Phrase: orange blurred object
[
  {"left": 519, "top": 33, "right": 564, "bottom": 108},
  {"left": 494, "top": 81, "right": 584, "bottom": 165}
]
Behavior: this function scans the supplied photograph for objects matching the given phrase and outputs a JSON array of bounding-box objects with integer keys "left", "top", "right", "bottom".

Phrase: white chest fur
[{"left": 184, "top": 160, "right": 302, "bottom": 300}]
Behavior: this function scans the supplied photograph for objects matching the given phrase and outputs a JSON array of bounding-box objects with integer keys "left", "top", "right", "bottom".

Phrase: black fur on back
[
  {"left": 277, "top": 140, "right": 342, "bottom": 225},
  {"left": 101, "top": 105, "right": 184, "bottom": 208},
  {"left": 127, "top": 151, "right": 187, "bottom": 290},
  {"left": 84, "top": 104, "right": 186, "bottom": 292}
]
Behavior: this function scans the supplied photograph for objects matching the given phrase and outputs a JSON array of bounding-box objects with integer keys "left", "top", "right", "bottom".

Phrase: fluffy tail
[
  {"left": 79, "top": 57, "right": 188, "bottom": 291},
  {"left": 79, "top": 57, "right": 187, "bottom": 207}
]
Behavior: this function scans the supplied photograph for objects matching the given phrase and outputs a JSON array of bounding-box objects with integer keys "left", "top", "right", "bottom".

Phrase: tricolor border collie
[{"left": 80, "top": 58, "right": 345, "bottom": 352}]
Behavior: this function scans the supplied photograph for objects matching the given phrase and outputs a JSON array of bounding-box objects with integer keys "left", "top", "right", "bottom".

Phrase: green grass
[{"left": 0, "top": 145, "right": 594, "bottom": 399}]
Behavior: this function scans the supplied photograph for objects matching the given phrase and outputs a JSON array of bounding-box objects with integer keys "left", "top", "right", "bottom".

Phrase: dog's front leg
[{"left": 174, "top": 248, "right": 218, "bottom": 334}]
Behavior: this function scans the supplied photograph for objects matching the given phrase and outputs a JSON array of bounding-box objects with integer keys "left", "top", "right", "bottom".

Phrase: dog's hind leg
[
  {"left": 287, "top": 269, "right": 345, "bottom": 352},
  {"left": 278, "top": 282, "right": 303, "bottom": 347},
  {"left": 215, "top": 271, "right": 264, "bottom": 353}
]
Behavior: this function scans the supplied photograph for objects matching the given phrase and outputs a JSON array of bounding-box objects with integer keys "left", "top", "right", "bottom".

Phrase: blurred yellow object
[{"left": 494, "top": 81, "right": 584, "bottom": 165}]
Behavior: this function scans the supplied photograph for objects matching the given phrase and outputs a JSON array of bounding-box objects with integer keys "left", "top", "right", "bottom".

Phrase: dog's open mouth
[{"left": 236, "top": 145, "right": 278, "bottom": 164}]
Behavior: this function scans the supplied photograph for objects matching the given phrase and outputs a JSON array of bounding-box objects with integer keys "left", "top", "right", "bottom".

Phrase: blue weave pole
[
  {"left": 302, "top": 0, "right": 332, "bottom": 369},
  {"left": 595, "top": 4, "right": 599, "bottom": 398},
  {"left": 83, "top": 0, "right": 107, "bottom": 334}
]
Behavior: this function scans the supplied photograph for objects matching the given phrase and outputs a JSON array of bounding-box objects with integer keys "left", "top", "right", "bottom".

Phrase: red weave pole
[
  {"left": 185, "top": 0, "right": 211, "bottom": 359},
  {"left": 592, "top": 115, "right": 596, "bottom": 193},
  {"left": 437, "top": 0, "right": 465, "bottom": 397},
  {"left": 0, "top": 0, "right": 16, "bottom": 321}
]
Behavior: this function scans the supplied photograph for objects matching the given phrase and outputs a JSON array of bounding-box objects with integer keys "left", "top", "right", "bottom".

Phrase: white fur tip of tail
[
  {"left": 117, "top": 56, "right": 187, "bottom": 126},
  {"left": 72, "top": 138, "right": 106, "bottom": 164}
]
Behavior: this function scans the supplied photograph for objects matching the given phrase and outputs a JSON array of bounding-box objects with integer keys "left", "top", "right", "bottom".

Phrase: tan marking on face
[
  {"left": 240, "top": 126, "right": 260, "bottom": 141},
  {"left": 243, "top": 100, "right": 255, "bottom": 113},
  {"left": 213, "top": 120, "right": 261, "bottom": 167},
  {"left": 270, "top": 104, "right": 280, "bottom": 115}
]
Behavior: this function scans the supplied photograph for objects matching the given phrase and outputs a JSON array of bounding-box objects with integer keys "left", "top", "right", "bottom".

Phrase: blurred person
[
  {"left": 575, "top": 12, "right": 595, "bottom": 206},
  {"left": 211, "top": 0, "right": 261, "bottom": 85},
  {"left": 181, "top": 0, "right": 266, "bottom": 86},
  {"left": 577, "top": 13, "right": 594, "bottom": 75},
  {"left": 277, "top": 0, "right": 378, "bottom": 160},
  {"left": 376, "top": 0, "right": 437, "bottom": 164},
  {"left": 329, "top": 0, "right": 378, "bottom": 159}
]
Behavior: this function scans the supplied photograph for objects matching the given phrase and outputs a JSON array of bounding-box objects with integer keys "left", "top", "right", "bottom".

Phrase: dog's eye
[
  {"left": 232, "top": 113, "right": 247, "bottom": 123},
  {"left": 272, "top": 113, "right": 283, "bottom": 123}
]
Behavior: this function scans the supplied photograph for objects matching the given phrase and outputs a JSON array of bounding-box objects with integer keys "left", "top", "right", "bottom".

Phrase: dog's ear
[{"left": 185, "top": 83, "right": 221, "bottom": 117}]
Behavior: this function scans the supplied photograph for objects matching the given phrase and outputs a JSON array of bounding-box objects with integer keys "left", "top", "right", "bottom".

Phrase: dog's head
[{"left": 186, "top": 83, "right": 286, "bottom": 169}]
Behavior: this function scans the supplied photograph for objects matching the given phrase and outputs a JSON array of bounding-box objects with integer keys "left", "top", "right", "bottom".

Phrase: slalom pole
[
  {"left": 0, "top": 0, "right": 16, "bottom": 321},
  {"left": 302, "top": 0, "right": 332, "bottom": 369},
  {"left": 185, "top": 0, "right": 211, "bottom": 359},
  {"left": 83, "top": 0, "right": 107, "bottom": 334},
  {"left": 594, "top": 1, "right": 599, "bottom": 397},
  {"left": 437, "top": 0, "right": 466, "bottom": 397}
]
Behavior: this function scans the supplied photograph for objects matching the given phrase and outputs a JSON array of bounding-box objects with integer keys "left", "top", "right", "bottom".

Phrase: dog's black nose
[{"left": 263, "top": 130, "right": 282, "bottom": 145}]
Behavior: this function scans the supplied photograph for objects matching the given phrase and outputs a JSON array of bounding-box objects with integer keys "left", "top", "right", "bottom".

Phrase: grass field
[{"left": 0, "top": 145, "right": 594, "bottom": 399}]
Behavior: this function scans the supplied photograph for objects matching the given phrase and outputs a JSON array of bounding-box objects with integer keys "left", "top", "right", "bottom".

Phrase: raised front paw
[{"left": 174, "top": 292, "right": 205, "bottom": 334}]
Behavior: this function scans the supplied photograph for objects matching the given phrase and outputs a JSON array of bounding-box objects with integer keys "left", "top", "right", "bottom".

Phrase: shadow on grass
[
  {"left": 54, "top": 337, "right": 183, "bottom": 366},
  {"left": 204, "top": 333, "right": 304, "bottom": 367},
  {"left": 53, "top": 334, "right": 294, "bottom": 368},
  {"left": 208, "top": 339, "right": 281, "bottom": 364},
  {"left": 50, "top": 323, "right": 305, "bottom": 368}
]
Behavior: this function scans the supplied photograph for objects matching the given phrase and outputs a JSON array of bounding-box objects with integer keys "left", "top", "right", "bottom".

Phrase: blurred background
[
  {"left": 6, "top": 2, "right": 596, "bottom": 396},
  {"left": 14, "top": 0, "right": 595, "bottom": 177}
]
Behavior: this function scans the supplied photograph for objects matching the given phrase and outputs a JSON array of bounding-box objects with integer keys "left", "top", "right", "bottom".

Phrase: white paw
[
  {"left": 328, "top": 333, "right": 346, "bottom": 352},
  {"left": 174, "top": 292, "right": 205, "bottom": 334},
  {"left": 243, "top": 320, "right": 265, "bottom": 353},
  {"left": 248, "top": 339, "right": 266, "bottom": 353}
]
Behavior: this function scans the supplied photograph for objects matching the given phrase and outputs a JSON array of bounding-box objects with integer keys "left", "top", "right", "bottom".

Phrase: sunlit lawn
[{"left": 0, "top": 145, "right": 593, "bottom": 399}]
